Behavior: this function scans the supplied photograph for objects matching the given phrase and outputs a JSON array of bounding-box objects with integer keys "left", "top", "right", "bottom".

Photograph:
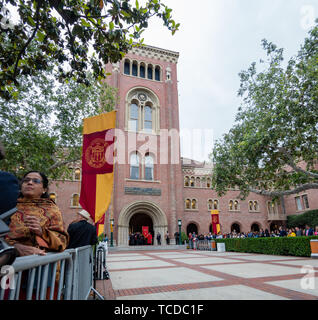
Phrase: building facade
[{"left": 50, "top": 45, "right": 318, "bottom": 246}]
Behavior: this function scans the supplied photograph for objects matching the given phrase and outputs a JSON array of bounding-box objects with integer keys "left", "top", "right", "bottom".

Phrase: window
[
  {"left": 132, "top": 61, "right": 138, "bottom": 76},
  {"left": 124, "top": 60, "right": 130, "bottom": 75},
  {"left": 144, "top": 105, "right": 152, "bottom": 132},
  {"left": 234, "top": 200, "right": 239, "bottom": 211},
  {"left": 302, "top": 194, "right": 310, "bottom": 209},
  {"left": 147, "top": 65, "right": 153, "bottom": 80},
  {"left": 249, "top": 200, "right": 259, "bottom": 212},
  {"left": 74, "top": 168, "right": 81, "bottom": 181},
  {"left": 295, "top": 196, "right": 302, "bottom": 211},
  {"left": 229, "top": 200, "right": 233, "bottom": 211},
  {"left": 190, "top": 177, "right": 195, "bottom": 187},
  {"left": 130, "top": 152, "right": 140, "bottom": 180},
  {"left": 191, "top": 199, "right": 197, "bottom": 210},
  {"left": 140, "top": 63, "right": 145, "bottom": 78},
  {"left": 206, "top": 178, "right": 211, "bottom": 188},
  {"left": 72, "top": 194, "right": 80, "bottom": 207},
  {"left": 155, "top": 66, "right": 161, "bottom": 81},
  {"left": 208, "top": 199, "right": 213, "bottom": 210},
  {"left": 184, "top": 176, "right": 190, "bottom": 187},
  {"left": 185, "top": 199, "right": 191, "bottom": 209},
  {"left": 267, "top": 201, "right": 278, "bottom": 214},
  {"left": 144, "top": 153, "right": 154, "bottom": 181},
  {"left": 213, "top": 199, "right": 219, "bottom": 210},
  {"left": 196, "top": 177, "right": 201, "bottom": 187},
  {"left": 249, "top": 201, "right": 253, "bottom": 211},
  {"left": 129, "top": 103, "right": 139, "bottom": 131}
]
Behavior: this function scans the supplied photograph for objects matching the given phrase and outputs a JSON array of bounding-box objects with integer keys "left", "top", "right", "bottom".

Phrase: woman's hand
[
  {"left": 14, "top": 243, "right": 46, "bottom": 256},
  {"left": 24, "top": 215, "right": 43, "bottom": 236}
]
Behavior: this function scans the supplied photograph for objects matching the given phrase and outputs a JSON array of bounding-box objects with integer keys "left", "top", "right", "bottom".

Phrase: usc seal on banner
[{"left": 85, "top": 138, "right": 108, "bottom": 169}]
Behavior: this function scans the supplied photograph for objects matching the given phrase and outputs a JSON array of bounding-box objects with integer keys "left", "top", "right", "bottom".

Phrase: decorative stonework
[{"left": 131, "top": 44, "right": 179, "bottom": 64}]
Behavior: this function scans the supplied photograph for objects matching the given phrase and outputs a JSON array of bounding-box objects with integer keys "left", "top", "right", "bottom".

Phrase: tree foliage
[
  {"left": 0, "top": 0, "right": 179, "bottom": 100},
  {"left": 211, "top": 21, "right": 318, "bottom": 199},
  {"left": 0, "top": 68, "right": 118, "bottom": 179}
]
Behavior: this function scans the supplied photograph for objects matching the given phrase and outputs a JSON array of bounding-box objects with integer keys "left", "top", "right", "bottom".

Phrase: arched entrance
[
  {"left": 117, "top": 201, "right": 168, "bottom": 246},
  {"left": 129, "top": 213, "right": 154, "bottom": 245},
  {"left": 231, "top": 223, "right": 241, "bottom": 233},
  {"left": 187, "top": 223, "right": 198, "bottom": 235},
  {"left": 251, "top": 223, "right": 260, "bottom": 232}
]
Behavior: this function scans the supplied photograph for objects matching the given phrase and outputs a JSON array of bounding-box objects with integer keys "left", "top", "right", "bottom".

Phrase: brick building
[{"left": 50, "top": 44, "right": 318, "bottom": 246}]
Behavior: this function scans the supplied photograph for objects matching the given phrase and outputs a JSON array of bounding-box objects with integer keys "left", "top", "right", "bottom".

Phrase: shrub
[
  {"left": 287, "top": 209, "right": 318, "bottom": 229},
  {"left": 215, "top": 236, "right": 318, "bottom": 257}
]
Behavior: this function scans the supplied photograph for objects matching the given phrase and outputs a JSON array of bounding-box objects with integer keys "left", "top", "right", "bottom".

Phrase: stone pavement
[{"left": 95, "top": 248, "right": 318, "bottom": 300}]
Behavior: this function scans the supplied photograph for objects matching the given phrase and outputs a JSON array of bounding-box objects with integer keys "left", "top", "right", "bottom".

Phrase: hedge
[{"left": 215, "top": 236, "right": 318, "bottom": 257}]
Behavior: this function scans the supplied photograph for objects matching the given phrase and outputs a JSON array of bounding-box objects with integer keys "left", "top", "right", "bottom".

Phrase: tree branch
[
  {"left": 48, "top": 156, "right": 81, "bottom": 171},
  {"left": 250, "top": 183, "right": 318, "bottom": 197}
]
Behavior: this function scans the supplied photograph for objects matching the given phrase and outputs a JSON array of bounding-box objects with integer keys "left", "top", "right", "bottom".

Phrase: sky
[{"left": 140, "top": 0, "right": 318, "bottom": 161}]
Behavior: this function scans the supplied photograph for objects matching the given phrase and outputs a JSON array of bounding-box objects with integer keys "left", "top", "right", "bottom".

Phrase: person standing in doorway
[{"left": 156, "top": 232, "right": 161, "bottom": 245}]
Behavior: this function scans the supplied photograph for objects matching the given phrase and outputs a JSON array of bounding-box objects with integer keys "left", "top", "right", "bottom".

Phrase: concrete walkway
[{"left": 96, "top": 248, "right": 318, "bottom": 300}]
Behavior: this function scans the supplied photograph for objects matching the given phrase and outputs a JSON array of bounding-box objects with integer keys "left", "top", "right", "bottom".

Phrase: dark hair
[{"left": 19, "top": 171, "right": 50, "bottom": 198}]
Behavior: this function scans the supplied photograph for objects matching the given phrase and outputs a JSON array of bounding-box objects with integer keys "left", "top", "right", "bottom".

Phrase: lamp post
[
  {"left": 178, "top": 219, "right": 182, "bottom": 245},
  {"left": 110, "top": 218, "right": 114, "bottom": 247}
]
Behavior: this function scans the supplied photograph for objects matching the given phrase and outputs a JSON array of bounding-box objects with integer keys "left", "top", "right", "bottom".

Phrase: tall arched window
[
  {"left": 72, "top": 194, "right": 79, "bottom": 207},
  {"left": 147, "top": 65, "right": 153, "bottom": 80},
  {"left": 208, "top": 199, "right": 213, "bottom": 210},
  {"left": 206, "top": 178, "right": 211, "bottom": 188},
  {"left": 124, "top": 59, "right": 130, "bottom": 75},
  {"left": 213, "top": 199, "right": 219, "bottom": 210},
  {"left": 129, "top": 103, "right": 139, "bottom": 131},
  {"left": 185, "top": 199, "right": 191, "bottom": 209},
  {"left": 130, "top": 152, "right": 140, "bottom": 180},
  {"left": 144, "top": 105, "right": 152, "bottom": 132},
  {"left": 190, "top": 177, "right": 195, "bottom": 187},
  {"left": 140, "top": 63, "right": 146, "bottom": 78},
  {"left": 234, "top": 200, "right": 239, "bottom": 211},
  {"left": 155, "top": 66, "right": 161, "bottom": 81},
  {"left": 249, "top": 201, "right": 253, "bottom": 211},
  {"left": 132, "top": 61, "right": 138, "bottom": 76},
  {"left": 196, "top": 177, "right": 201, "bottom": 187},
  {"left": 184, "top": 176, "right": 190, "bottom": 187},
  {"left": 191, "top": 199, "right": 197, "bottom": 210},
  {"left": 229, "top": 200, "right": 234, "bottom": 211},
  {"left": 145, "top": 153, "right": 154, "bottom": 181}
]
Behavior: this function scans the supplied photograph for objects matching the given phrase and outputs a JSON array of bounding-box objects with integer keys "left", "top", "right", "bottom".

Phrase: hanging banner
[
  {"left": 79, "top": 111, "right": 116, "bottom": 224},
  {"left": 211, "top": 210, "right": 221, "bottom": 234},
  {"left": 142, "top": 226, "right": 149, "bottom": 238}
]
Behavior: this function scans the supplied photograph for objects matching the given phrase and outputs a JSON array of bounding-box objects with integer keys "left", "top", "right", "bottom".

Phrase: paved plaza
[{"left": 96, "top": 249, "right": 318, "bottom": 300}]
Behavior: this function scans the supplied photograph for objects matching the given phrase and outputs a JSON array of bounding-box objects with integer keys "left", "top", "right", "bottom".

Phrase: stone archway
[{"left": 117, "top": 201, "right": 168, "bottom": 246}]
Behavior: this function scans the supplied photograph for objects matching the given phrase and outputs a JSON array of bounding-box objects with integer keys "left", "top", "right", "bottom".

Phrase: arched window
[
  {"left": 196, "top": 177, "right": 201, "bottom": 187},
  {"left": 124, "top": 59, "right": 130, "bottom": 75},
  {"left": 208, "top": 199, "right": 213, "bottom": 210},
  {"left": 144, "top": 105, "right": 152, "bottom": 132},
  {"left": 191, "top": 199, "right": 197, "bottom": 210},
  {"left": 206, "top": 178, "right": 211, "bottom": 188},
  {"left": 130, "top": 152, "right": 140, "bottom": 180},
  {"left": 140, "top": 63, "right": 146, "bottom": 78},
  {"left": 234, "top": 200, "right": 239, "bottom": 211},
  {"left": 132, "top": 61, "right": 138, "bottom": 76},
  {"left": 72, "top": 194, "right": 79, "bottom": 207},
  {"left": 129, "top": 103, "right": 139, "bottom": 131},
  {"left": 249, "top": 201, "right": 253, "bottom": 211},
  {"left": 253, "top": 201, "right": 259, "bottom": 211},
  {"left": 49, "top": 193, "right": 56, "bottom": 202},
  {"left": 147, "top": 65, "right": 153, "bottom": 80},
  {"left": 145, "top": 153, "right": 154, "bottom": 181},
  {"left": 229, "top": 200, "right": 234, "bottom": 211},
  {"left": 184, "top": 176, "right": 190, "bottom": 187},
  {"left": 213, "top": 199, "right": 219, "bottom": 210},
  {"left": 155, "top": 66, "right": 161, "bottom": 81},
  {"left": 185, "top": 199, "right": 191, "bottom": 209},
  {"left": 74, "top": 168, "right": 81, "bottom": 181},
  {"left": 190, "top": 176, "right": 195, "bottom": 187}
]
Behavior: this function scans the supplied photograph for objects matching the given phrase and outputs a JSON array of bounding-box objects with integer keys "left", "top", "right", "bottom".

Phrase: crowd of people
[
  {"left": 129, "top": 232, "right": 153, "bottom": 246},
  {"left": 188, "top": 225, "right": 318, "bottom": 242}
]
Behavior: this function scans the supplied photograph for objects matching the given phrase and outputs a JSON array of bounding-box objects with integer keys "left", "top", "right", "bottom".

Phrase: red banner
[
  {"left": 211, "top": 210, "right": 220, "bottom": 234},
  {"left": 142, "top": 226, "right": 149, "bottom": 238},
  {"left": 79, "top": 111, "right": 116, "bottom": 224}
]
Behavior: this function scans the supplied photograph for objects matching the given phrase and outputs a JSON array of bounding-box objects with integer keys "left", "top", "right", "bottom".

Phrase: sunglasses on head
[{"left": 22, "top": 177, "right": 42, "bottom": 184}]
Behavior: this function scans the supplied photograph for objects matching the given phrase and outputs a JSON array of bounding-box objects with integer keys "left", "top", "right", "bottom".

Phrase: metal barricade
[
  {"left": 67, "top": 245, "right": 94, "bottom": 300},
  {"left": 189, "top": 239, "right": 216, "bottom": 251},
  {"left": 94, "top": 242, "right": 108, "bottom": 281},
  {"left": 0, "top": 251, "right": 73, "bottom": 300}
]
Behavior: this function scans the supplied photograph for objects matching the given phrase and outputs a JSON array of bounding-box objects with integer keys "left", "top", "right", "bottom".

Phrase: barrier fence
[
  {"left": 189, "top": 239, "right": 217, "bottom": 251},
  {"left": 0, "top": 244, "right": 107, "bottom": 300}
]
